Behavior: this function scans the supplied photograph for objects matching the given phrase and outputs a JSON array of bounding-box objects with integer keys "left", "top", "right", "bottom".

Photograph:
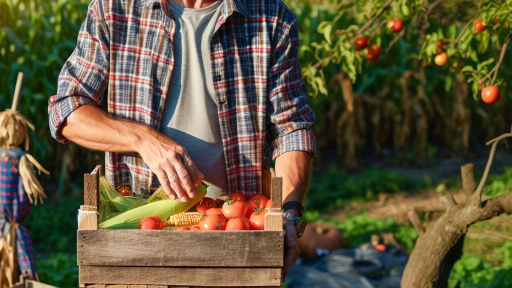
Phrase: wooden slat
[
  {"left": 79, "top": 266, "right": 281, "bottom": 287},
  {"left": 78, "top": 230, "right": 284, "bottom": 267},
  {"left": 270, "top": 177, "right": 282, "bottom": 210},
  {"left": 84, "top": 165, "right": 101, "bottom": 211},
  {"left": 262, "top": 170, "right": 272, "bottom": 198},
  {"left": 264, "top": 212, "right": 283, "bottom": 231},
  {"left": 86, "top": 285, "right": 106, "bottom": 288}
]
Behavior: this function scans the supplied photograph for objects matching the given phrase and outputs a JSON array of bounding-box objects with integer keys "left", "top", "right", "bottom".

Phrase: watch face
[{"left": 296, "top": 218, "right": 307, "bottom": 238}]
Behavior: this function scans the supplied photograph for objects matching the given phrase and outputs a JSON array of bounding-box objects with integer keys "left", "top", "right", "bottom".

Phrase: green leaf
[
  {"left": 464, "top": 257, "right": 482, "bottom": 271},
  {"left": 401, "top": 0, "right": 410, "bottom": 16},
  {"left": 477, "top": 29, "right": 490, "bottom": 54},
  {"left": 337, "top": 2, "right": 354, "bottom": 11},
  {"left": 461, "top": 65, "right": 475, "bottom": 73}
]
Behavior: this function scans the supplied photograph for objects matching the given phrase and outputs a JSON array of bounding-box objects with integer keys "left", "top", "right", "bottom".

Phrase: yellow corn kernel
[{"left": 164, "top": 212, "right": 203, "bottom": 228}]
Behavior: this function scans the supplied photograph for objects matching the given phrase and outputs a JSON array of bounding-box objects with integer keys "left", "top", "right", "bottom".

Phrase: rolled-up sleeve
[
  {"left": 48, "top": 0, "right": 109, "bottom": 143},
  {"left": 267, "top": 16, "right": 316, "bottom": 160}
]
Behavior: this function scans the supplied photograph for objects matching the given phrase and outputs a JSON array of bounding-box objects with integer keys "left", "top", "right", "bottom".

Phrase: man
[{"left": 48, "top": 0, "right": 315, "bottom": 279}]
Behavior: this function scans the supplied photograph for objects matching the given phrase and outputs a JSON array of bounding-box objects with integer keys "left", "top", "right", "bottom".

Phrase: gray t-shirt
[{"left": 160, "top": 0, "right": 228, "bottom": 197}]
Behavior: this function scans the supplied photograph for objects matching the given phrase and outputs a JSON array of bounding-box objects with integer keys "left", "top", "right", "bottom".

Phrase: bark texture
[{"left": 401, "top": 130, "right": 512, "bottom": 288}]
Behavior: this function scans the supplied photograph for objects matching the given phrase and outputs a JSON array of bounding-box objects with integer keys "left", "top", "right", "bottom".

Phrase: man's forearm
[
  {"left": 61, "top": 104, "right": 151, "bottom": 153},
  {"left": 61, "top": 104, "right": 203, "bottom": 200},
  {"left": 275, "top": 151, "right": 313, "bottom": 215}
]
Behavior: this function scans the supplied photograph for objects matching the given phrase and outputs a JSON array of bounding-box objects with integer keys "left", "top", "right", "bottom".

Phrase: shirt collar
[{"left": 140, "top": 0, "right": 248, "bottom": 17}]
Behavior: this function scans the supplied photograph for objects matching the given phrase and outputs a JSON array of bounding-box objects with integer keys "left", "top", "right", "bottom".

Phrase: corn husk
[
  {"left": 99, "top": 177, "right": 138, "bottom": 211},
  {"left": 99, "top": 183, "right": 207, "bottom": 229},
  {"left": 99, "top": 177, "right": 141, "bottom": 222}
]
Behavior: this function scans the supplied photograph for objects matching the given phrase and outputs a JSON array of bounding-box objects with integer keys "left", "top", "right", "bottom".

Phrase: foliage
[
  {"left": 449, "top": 242, "right": 512, "bottom": 288},
  {"left": 285, "top": 0, "right": 512, "bottom": 166},
  {"left": 483, "top": 166, "right": 512, "bottom": 198},
  {"left": 306, "top": 165, "right": 421, "bottom": 211},
  {"left": 23, "top": 194, "right": 82, "bottom": 286}
]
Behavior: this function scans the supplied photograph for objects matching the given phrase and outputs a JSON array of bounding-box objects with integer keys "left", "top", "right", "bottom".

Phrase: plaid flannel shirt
[{"left": 48, "top": 0, "right": 316, "bottom": 197}]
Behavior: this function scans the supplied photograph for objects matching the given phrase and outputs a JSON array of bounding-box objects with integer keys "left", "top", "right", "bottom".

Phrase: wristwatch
[{"left": 283, "top": 212, "right": 307, "bottom": 238}]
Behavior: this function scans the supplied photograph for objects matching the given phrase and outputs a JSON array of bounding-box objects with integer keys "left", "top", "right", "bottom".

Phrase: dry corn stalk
[
  {"left": 164, "top": 212, "right": 203, "bottom": 228},
  {"left": 18, "top": 154, "right": 49, "bottom": 205},
  {"left": 0, "top": 110, "right": 33, "bottom": 150}
]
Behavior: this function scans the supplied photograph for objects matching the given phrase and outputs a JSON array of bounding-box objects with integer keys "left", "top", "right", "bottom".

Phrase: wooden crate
[{"left": 77, "top": 166, "right": 284, "bottom": 287}]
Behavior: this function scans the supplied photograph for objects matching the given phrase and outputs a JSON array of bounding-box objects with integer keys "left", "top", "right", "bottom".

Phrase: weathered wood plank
[
  {"left": 78, "top": 230, "right": 284, "bottom": 267},
  {"left": 84, "top": 165, "right": 101, "bottom": 211},
  {"left": 262, "top": 170, "right": 272, "bottom": 199},
  {"left": 270, "top": 177, "right": 282, "bottom": 210},
  {"left": 80, "top": 266, "right": 281, "bottom": 287},
  {"left": 85, "top": 285, "right": 106, "bottom": 288}
]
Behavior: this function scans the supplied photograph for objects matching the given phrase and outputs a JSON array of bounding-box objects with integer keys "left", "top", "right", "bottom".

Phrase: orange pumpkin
[{"left": 297, "top": 222, "right": 345, "bottom": 259}]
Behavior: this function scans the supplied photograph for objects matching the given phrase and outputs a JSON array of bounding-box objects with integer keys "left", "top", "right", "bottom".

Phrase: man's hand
[
  {"left": 137, "top": 129, "right": 203, "bottom": 201},
  {"left": 61, "top": 105, "right": 203, "bottom": 201},
  {"left": 283, "top": 218, "right": 300, "bottom": 281}
]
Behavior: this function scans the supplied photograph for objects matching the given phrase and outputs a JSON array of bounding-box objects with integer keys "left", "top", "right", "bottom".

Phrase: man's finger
[
  {"left": 173, "top": 160, "right": 195, "bottom": 200},
  {"left": 183, "top": 150, "right": 204, "bottom": 188},
  {"left": 155, "top": 171, "right": 177, "bottom": 200},
  {"left": 282, "top": 219, "right": 299, "bottom": 281},
  {"left": 167, "top": 165, "right": 188, "bottom": 201}
]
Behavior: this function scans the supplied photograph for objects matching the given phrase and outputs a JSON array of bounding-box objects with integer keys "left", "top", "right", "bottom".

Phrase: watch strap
[
  {"left": 283, "top": 212, "right": 307, "bottom": 238},
  {"left": 282, "top": 201, "right": 304, "bottom": 217}
]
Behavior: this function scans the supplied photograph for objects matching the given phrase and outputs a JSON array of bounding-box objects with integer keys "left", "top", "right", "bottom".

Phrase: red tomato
[
  {"left": 222, "top": 200, "right": 248, "bottom": 220},
  {"left": 437, "top": 41, "right": 443, "bottom": 48},
  {"left": 245, "top": 195, "right": 269, "bottom": 218},
  {"left": 214, "top": 198, "right": 224, "bottom": 207},
  {"left": 190, "top": 226, "right": 201, "bottom": 231},
  {"left": 481, "top": 86, "right": 500, "bottom": 104},
  {"left": 206, "top": 208, "right": 224, "bottom": 216},
  {"left": 375, "top": 244, "right": 386, "bottom": 251},
  {"left": 199, "top": 197, "right": 217, "bottom": 209},
  {"left": 151, "top": 216, "right": 164, "bottom": 230},
  {"left": 386, "top": 20, "right": 394, "bottom": 32},
  {"left": 226, "top": 217, "right": 251, "bottom": 231},
  {"left": 178, "top": 227, "right": 190, "bottom": 231},
  {"left": 196, "top": 204, "right": 208, "bottom": 215},
  {"left": 474, "top": 19, "right": 486, "bottom": 33},
  {"left": 364, "top": 45, "right": 380, "bottom": 63},
  {"left": 119, "top": 187, "right": 131, "bottom": 197},
  {"left": 355, "top": 35, "right": 368, "bottom": 50},
  {"left": 265, "top": 200, "right": 272, "bottom": 209},
  {"left": 229, "top": 193, "right": 246, "bottom": 202},
  {"left": 242, "top": 217, "right": 250, "bottom": 228},
  {"left": 434, "top": 52, "right": 447, "bottom": 66},
  {"left": 494, "top": 19, "right": 499, "bottom": 25},
  {"left": 139, "top": 217, "right": 162, "bottom": 230},
  {"left": 392, "top": 20, "right": 403, "bottom": 33},
  {"left": 249, "top": 208, "right": 268, "bottom": 230},
  {"left": 199, "top": 215, "right": 227, "bottom": 230}
]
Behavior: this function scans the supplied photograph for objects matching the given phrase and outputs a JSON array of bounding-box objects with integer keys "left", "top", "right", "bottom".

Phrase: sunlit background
[{"left": 1, "top": 0, "right": 512, "bottom": 287}]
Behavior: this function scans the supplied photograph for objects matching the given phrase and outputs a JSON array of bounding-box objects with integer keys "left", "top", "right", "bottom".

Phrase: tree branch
[
  {"left": 461, "top": 164, "right": 476, "bottom": 198},
  {"left": 441, "top": 193, "right": 458, "bottom": 209},
  {"left": 407, "top": 210, "right": 425, "bottom": 235},
  {"left": 355, "top": 0, "right": 394, "bottom": 37},
  {"left": 490, "top": 31, "right": 512, "bottom": 86},
  {"left": 477, "top": 192, "right": 512, "bottom": 222},
  {"left": 453, "top": 18, "right": 475, "bottom": 46},
  {"left": 474, "top": 131, "right": 512, "bottom": 205},
  {"left": 385, "top": 29, "right": 405, "bottom": 53}
]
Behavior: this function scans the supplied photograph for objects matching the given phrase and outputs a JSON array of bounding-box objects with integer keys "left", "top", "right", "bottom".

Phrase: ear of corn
[
  {"left": 164, "top": 212, "right": 203, "bottom": 228},
  {"left": 100, "top": 177, "right": 138, "bottom": 212},
  {"left": 98, "top": 183, "right": 207, "bottom": 229}
]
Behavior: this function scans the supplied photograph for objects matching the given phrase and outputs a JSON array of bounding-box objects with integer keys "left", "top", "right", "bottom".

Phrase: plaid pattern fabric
[
  {"left": 48, "top": 0, "right": 316, "bottom": 197},
  {"left": 0, "top": 150, "right": 37, "bottom": 278}
]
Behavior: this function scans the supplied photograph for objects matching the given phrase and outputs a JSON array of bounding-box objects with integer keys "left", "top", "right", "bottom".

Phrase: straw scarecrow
[{"left": 0, "top": 73, "right": 49, "bottom": 287}]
